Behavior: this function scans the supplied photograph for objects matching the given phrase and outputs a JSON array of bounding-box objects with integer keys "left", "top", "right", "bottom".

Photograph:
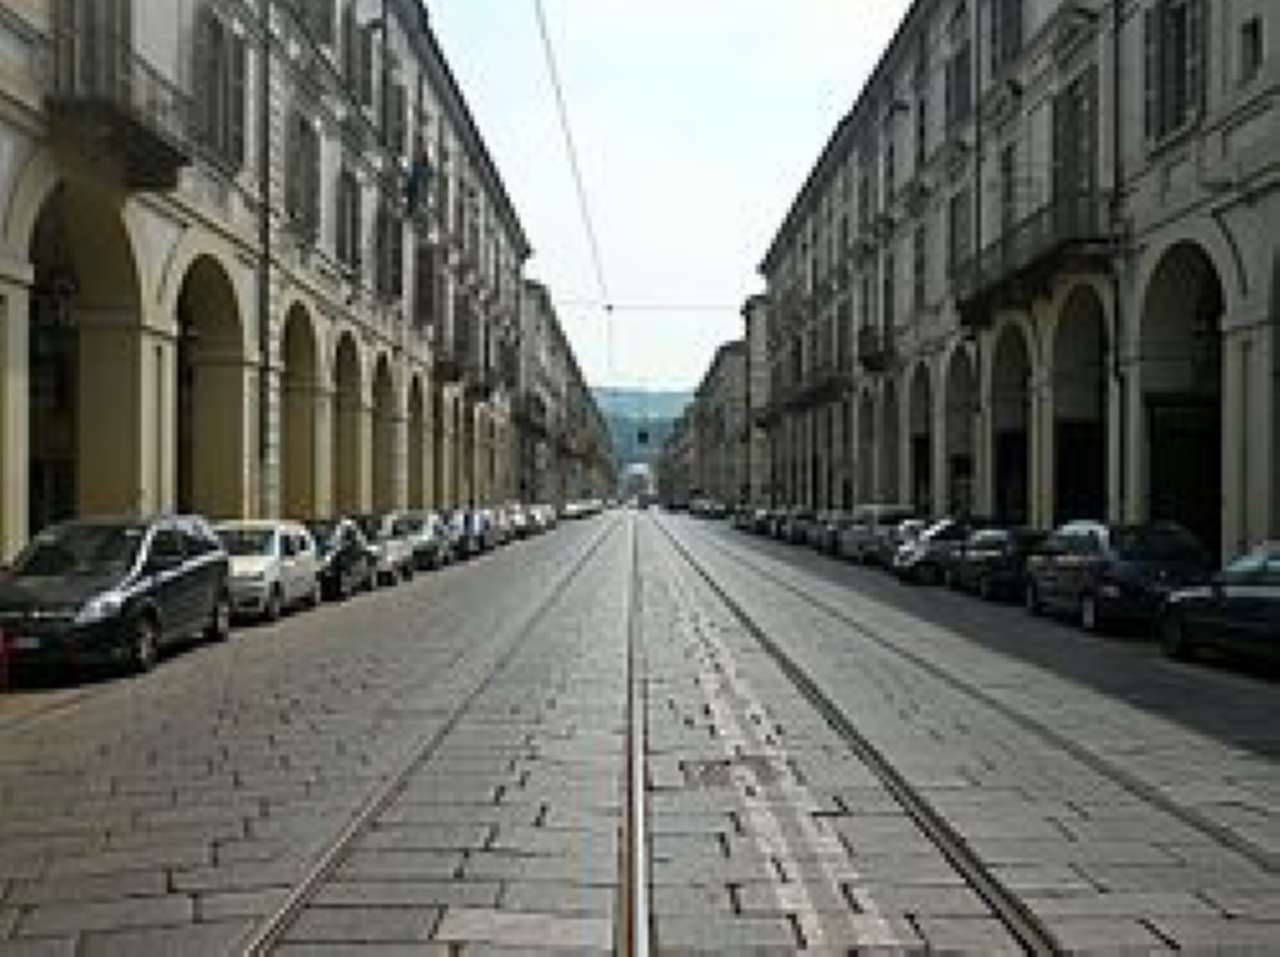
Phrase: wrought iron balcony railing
[
  {"left": 953, "top": 192, "right": 1112, "bottom": 327},
  {"left": 44, "top": 24, "right": 193, "bottom": 189}
]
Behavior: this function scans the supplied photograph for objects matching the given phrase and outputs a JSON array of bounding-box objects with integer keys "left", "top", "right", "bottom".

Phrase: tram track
[
  {"left": 674, "top": 519, "right": 1280, "bottom": 879},
  {"left": 239, "top": 515, "right": 625, "bottom": 956},
  {"left": 619, "top": 517, "right": 650, "bottom": 955},
  {"left": 649, "top": 514, "right": 1064, "bottom": 955}
]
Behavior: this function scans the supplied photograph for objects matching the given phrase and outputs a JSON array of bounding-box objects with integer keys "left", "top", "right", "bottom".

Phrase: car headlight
[{"left": 74, "top": 592, "right": 125, "bottom": 625}]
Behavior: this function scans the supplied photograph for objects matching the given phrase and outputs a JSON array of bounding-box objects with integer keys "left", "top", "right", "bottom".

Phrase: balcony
[
  {"left": 786, "top": 357, "right": 850, "bottom": 411},
  {"left": 516, "top": 391, "right": 549, "bottom": 436},
  {"left": 858, "top": 325, "right": 894, "bottom": 373},
  {"left": 953, "top": 193, "right": 1112, "bottom": 328},
  {"left": 44, "top": 24, "right": 193, "bottom": 190}
]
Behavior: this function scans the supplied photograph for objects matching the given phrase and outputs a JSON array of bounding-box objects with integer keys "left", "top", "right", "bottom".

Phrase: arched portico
[
  {"left": 281, "top": 303, "right": 318, "bottom": 518},
  {"left": 407, "top": 374, "right": 425, "bottom": 508},
  {"left": 944, "top": 346, "right": 976, "bottom": 516},
  {"left": 176, "top": 254, "right": 248, "bottom": 519},
  {"left": 1137, "top": 241, "right": 1225, "bottom": 555},
  {"left": 1052, "top": 285, "right": 1108, "bottom": 524},
  {"left": 25, "top": 181, "right": 148, "bottom": 538},
  {"left": 908, "top": 362, "right": 932, "bottom": 513},
  {"left": 879, "top": 378, "right": 900, "bottom": 502},
  {"left": 991, "top": 322, "right": 1032, "bottom": 523},
  {"left": 332, "top": 332, "right": 366, "bottom": 514}
]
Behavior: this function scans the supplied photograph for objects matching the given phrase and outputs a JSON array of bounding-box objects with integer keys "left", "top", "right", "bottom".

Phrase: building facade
[
  {"left": 514, "top": 279, "right": 614, "bottom": 507},
  {"left": 759, "top": 0, "right": 1280, "bottom": 559},
  {"left": 692, "top": 340, "right": 747, "bottom": 505},
  {"left": 0, "top": 0, "right": 544, "bottom": 558},
  {"left": 742, "top": 294, "right": 771, "bottom": 506}
]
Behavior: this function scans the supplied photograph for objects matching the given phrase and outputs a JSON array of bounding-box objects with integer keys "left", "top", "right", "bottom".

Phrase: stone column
[
  {"left": 314, "top": 382, "right": 334, "bottom": 517},
  {"left": 0, "top": 268, "right": 31, "bottom": 559}
]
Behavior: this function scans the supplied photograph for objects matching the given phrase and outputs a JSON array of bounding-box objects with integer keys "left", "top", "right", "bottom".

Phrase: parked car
[
  {"left": 305, "top": 518, "right": 375, "bottom": 600},
  {"left": 891, "top": 517, "right": 973, "bottom": 584},
  {"left": 837, "top": 504, "right": 917, "bottom": 563},
  {"left": 0, "top": 516, "right": 230, "bottom": 674},
  {"left": 492, "top": 506, "right": 514, "bottom": 546},
  {"left": 782, "top": 508, "right": 816, "bottom": 545},
  {"left": 215, "top": 520, "right": 320, "bottom": 621},
  {"left": 1024, "top": 520, "right": 1211, "bottom": 632},
  {"left": 399, "top": 511, "right": 451, "bottom": 569},
  {"left": 508, "top": 503, "right": 532, "bottom": 539},
  {"left": 1160, "top": 541, "right": 1280, "bottom": 663},
  {"left": 810, "top": 510, "right": 851, "bottom": 554},
  {"left": 355, "top": 514, "right": 415, "bottom": 586},
  {"left": 878, "top": 517, "right": 930, "bottom": 567},
  {"left": 947, "top": 526, "right": 1046, "bottom": 600}
]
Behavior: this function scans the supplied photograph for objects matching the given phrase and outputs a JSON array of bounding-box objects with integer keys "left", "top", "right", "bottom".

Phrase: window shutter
[
  {"left": 359, "top": 26, "right": 374, "bottom": 106},
  {"left": 335, "top": 173, "right": 348, "bottom": 264},
  {"left": 192, "top": 8, "right": 215, "bottom": 148},
  {"left": 1142, "top": 5, "right": 1156, "bottom": 140},
  {"left": 394, "top": 83, "right": 407, "bottom": 156},
  {"left": 352, "top": 178, "right": 363, "bottom": 272},
  {"left": 1051, "top": 90, "right": 1064, "bottom": 201},
  {"left": 313, "top": 0, "right": 334, "bottom": 46},
  {"left": 341, "top": 3, "right": 356, "bottom": 84},
  {"left": 285, "top": 114, "right": 300, "bottom": 224},
  {"left": 392, "top": 216, "right": 404, "bottom": 298},
  {"left": 307, "top": 125, "right": 321, "bottom": 239},
  {"left": 1186, "top": 0, "right": 1206, "bottom": 119},
  {"left": 228, "top": 32, "right": 246, "bottom": 170},
  {"left": 990, "top": 0, "right": 1002, "bottom": 77}
]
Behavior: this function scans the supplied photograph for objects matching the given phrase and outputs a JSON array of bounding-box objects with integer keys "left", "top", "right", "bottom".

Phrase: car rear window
[{"left": 1113, "top": 526, "right": 1204, "bottom": 562}]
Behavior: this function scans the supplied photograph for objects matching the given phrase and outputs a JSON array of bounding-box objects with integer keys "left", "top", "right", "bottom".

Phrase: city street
[{"left": 0, "top": 511, "right": 1278, "bottom": 953}]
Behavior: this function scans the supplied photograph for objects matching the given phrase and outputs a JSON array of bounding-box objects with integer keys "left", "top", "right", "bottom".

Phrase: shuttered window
[
  {"left": 286, "top": 113, "right": 320, "bottom": 241},
  {"left": 948, "top": 188, "right": 971, "bottom": 276},
  {"left": 192, "top": 6, "right": 246, "bottom": 171},
  {"left": 945, "top": 41, "right": 973, "bottom": 127},
  {"left": 882, "top": 252, "right": 896, "bottom": 332},
  {"left": 334, "top": 168, "right": 361, "bottom": 271},
  {"left": 913, "top": 226, "right": 926, "bottom": 312},
  {"left": 990, "top": 0, "right": 1023, "bottom": 76},
  {"left": 1143, "top": 0, "right": 1206, "bottom": 144},
  {"left": 298, "top": 0, "right": 334, "bottom": 46},
  {"left": 374, "top": 202, "right": 404, "bottom": 300},
  {"left": 383, "top": 79, "right": 407, "bottom": 156},
  {"left": 358, "top": 25, "right": 375, "bottom": 106}
]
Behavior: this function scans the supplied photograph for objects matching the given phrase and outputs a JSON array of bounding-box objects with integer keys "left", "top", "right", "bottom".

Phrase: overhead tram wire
[{"left": 533, "top": 0, "right": 615, "bottom": 374}]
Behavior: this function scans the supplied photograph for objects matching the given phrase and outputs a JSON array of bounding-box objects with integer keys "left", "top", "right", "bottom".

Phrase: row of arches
[
  {"left": 777, "top": 240, "right": 1235, "bottom": 557},
  {"left": 15, "top": 176, "right": 498, "bottom": 552}
]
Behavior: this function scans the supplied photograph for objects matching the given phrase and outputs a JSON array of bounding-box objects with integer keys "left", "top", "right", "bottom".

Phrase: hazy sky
[{"left": 430, "top": 1, "right": 911, "bottom": 391}]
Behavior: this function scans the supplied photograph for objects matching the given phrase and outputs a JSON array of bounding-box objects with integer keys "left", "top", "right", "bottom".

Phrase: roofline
[
  {"left": 403, "top": 0, "right": 533, "bottom": 261},
  {"left": 757, "top": 0, "right": 925, "bottom": 278}
]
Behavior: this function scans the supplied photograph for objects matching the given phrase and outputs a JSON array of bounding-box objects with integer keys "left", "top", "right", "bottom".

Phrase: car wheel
[
  {"left": 1160, "top": 613, "right": 1193, "bottom": 660},
  {"left": 1025, "top": 581, "right": 1042, "bottom": 615},
  {"left": 1080, "top": 593, "right": 1102, "bottom": 633},
  {"left": 205, "top": 592, "right": 231, "bottom": 642},
  {"left": 131, "top": 615, "right": 159, "bottom": 673},
  {"left": 264, "top": 586, "right": 283, "bottom": 622}
]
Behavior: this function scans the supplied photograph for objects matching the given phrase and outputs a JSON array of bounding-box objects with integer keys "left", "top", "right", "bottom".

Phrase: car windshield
[
  {"left": 1113, "top": 526, "right": 1203, "bottom": 562},
  {"left": 305, "top": 522, "right": 337, "bottom": 554},
  {"left": 217, "top": 528, "right": 276, "bottom": 556},
  {"left": 355, "top": 517, "right": 383, "bottom": 540},
  {"left": 12, "top": 523, "right": 145, "bottom": 577}
]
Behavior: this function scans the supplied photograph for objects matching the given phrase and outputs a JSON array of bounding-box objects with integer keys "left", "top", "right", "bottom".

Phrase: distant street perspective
[{"left": 2, "top": 0, "right": 1280, "bottom": 953}]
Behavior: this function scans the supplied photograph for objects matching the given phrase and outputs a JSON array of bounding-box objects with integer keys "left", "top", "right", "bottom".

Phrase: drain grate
[{"left": 682, "top": 755, "right": 780, "bottom": 789}]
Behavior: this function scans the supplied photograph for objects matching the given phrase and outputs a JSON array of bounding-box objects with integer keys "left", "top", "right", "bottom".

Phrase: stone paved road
[{"left": 0, "top": 510, "right": 1277, "bottom": 954}]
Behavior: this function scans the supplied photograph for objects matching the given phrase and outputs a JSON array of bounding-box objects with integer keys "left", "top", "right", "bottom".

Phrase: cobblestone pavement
[
  {"left": 667, "top": 515, "right": 1280, "bottom": 952},
  {"left": 1, "top": 510, "right": 1278, "bottom": 953}
]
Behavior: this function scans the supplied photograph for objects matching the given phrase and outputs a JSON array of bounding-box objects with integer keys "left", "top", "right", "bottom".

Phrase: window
[
  {"left": 335, "top": 168, "right": 361, "bottom": 271},
  {"left": 990, "top": 0, "right": 1023, "bottom": 76},
  {"left": 382, "top": 71, "right": 407, "bottom": 156},
  {"left": 912, "top": 226, "right": 926, "bottom": 312},
  {"left": 296, "top": 0, "right": 334, "bottom": 46},
  {"left": 1000, "top": 143, "right": 1017, "bottom": 233},
  {"left": 915, "top": 95, "right": 928, "bottom": 168},
  {"left": 1241, "top": 17, "right": 1263, "bottom": 86},
  {"left": 885, "top": 140, "right": 896, "bottom": 200},
  {"left": 286, "top": 113, "right": 321, "bottom": 241},
  {"left": 1144, "top": 0, "right": 1206, "bottom": 143},
  {"left": 882, "top": 252, "right": 895, "bottom": 331},
  {"left": 948, "top": 188, "right": 971, "bottom": 276},
  {"left": 193, "top": 8, "right": 246, "bottom": 171},
  {"left": 945, "top": 39, "right": 973, "bottom": 127},
  {"left": 374, "top": 201, "right": 404, "bottom": 300}
]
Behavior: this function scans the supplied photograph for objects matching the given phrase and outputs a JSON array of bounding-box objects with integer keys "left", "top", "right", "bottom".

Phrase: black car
[
  {"left": 1161, "top": 542, "right": 1280, "bottom": 664},
  {"left": 306, "top": 518, "right": 375, "bottom": 600},
  {"left": 947, "top": 526, "right": 1046, "bottom": 600},
  {"left": 0, "top": 516, "right": 230, "bottom": 674},
  {"left": 1025, "top": 521, "right": 1211, "bottom": 633}
]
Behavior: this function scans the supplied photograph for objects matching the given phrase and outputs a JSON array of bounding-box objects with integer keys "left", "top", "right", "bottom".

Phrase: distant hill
[
  {"left": 592, "top": 387, "right": 692, "bottom": 422},
  {"left": 592, "top": 388, "right": 692, "bottom": 467}
]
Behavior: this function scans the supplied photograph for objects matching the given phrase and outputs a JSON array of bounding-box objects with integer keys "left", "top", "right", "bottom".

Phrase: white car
[
  {"left": 356, "top": 513, "right": 416, "bottom": 586},
  {"left": 215, "top": 520, "right": 320, "bottom": 621}
]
